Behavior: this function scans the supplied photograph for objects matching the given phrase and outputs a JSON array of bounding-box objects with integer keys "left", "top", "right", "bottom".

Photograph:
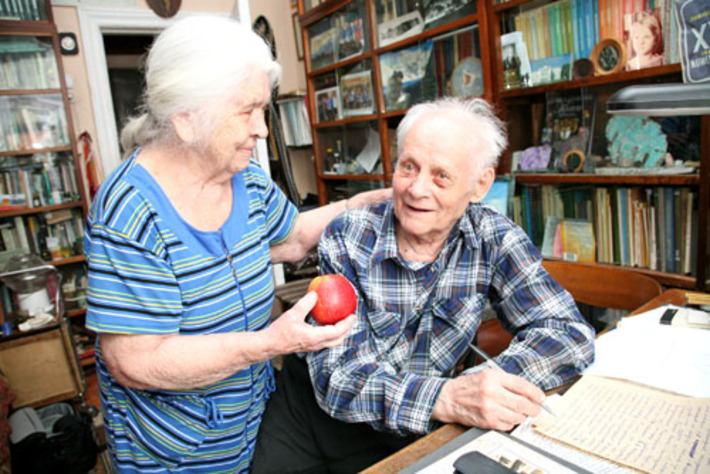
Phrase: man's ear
[
  {"left": 171, "top": 112, "right": 194, "bottom": 143},
  {"left": 470, "top": 167, "right": 496, "bottom": 202}
]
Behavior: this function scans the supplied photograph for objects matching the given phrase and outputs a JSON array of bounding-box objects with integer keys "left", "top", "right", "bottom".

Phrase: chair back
[
  {"left": 541, "top": 260, "right": 662, "bottom": 311},
  {"left": 475, "top": 260, "right": 663, "bottom": 360}
]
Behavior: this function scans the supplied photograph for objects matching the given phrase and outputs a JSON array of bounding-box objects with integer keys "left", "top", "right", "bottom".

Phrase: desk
[{"left": 362, "top": 288, "right": 697, "bottom": 474}]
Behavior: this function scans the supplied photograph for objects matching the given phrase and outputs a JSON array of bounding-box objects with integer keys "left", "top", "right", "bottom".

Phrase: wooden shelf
[
  {"left": 513, "top": 173, "right": 700, "bottom": 186},
  {"left": 0, "top": 200, "right": 83, "bottom": 218}
]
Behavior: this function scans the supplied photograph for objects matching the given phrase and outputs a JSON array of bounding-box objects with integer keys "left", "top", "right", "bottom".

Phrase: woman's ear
[
  {"left": 171, "top": 112, "right": 195, "bottom": 143},
  {"left": 470, "top": 167, "right": 496, "bottom": 202}
]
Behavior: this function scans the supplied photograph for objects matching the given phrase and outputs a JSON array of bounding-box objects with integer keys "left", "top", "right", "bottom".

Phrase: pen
[{"left": 448, "top": 323, "right": 555, "bottom": 416}]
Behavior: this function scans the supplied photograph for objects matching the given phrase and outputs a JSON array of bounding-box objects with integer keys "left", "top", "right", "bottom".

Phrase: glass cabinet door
[
  {"left": 0, "top": 36, "right": 60, "bottom": 90},
  {"left": 307, "top": 0, "right": 370, "bottom": 72},
  {"left": 0, "top": 0, "right": 48, "bottom": 21}
]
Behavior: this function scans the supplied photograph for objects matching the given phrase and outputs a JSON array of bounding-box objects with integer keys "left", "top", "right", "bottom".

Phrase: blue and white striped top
[{"left": 85, "top": 149, "right": 297, "bottom": 472}]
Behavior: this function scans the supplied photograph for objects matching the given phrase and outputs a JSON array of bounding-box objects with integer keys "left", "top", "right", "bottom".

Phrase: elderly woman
[{"left": 85, "top": 16, "right": 387, "bottom": 472}]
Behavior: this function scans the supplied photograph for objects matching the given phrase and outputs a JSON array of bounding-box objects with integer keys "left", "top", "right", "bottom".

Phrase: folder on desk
[{"left": 400, "top": 426, "right": 591, "bottom": 474}]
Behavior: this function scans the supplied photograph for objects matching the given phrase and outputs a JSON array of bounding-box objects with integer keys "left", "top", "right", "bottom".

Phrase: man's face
[{"left": 393, "top": 110, "right": 493, "bottom": 243}]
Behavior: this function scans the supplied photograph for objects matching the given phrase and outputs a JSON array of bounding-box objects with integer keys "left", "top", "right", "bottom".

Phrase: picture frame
[
  {"left": 292, "top": 13, "right": 304, "bottom": 60},
  {"left": 379, "top": 39, "right": 435, "bottom": 111},
  {"left": 590, "top": 38, "right": 627, "bottom": 76},
  {"left": 315, "top": 86, "right": 341, "bottom": 123},
  {"left": 377, "top": 10, "right": 424, "bottom": 48},
  {"left": 335, "top": 12, "right": 365, "bottom": 61},
  {"left": 340, "top": 70, "right": 374, "bottom": 117},
  {"left": 310, "top": 26, "right": 337, "bottom": 71},
  {"left": 530, "top": 53, "right": 573, "bottom": 86}
]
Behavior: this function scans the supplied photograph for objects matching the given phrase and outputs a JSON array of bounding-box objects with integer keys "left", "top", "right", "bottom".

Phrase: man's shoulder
[
  {"left": 329, "top": 201, "right": 389, "bottom": 234},
  {"left": 465, "top": 203, "right": 523, "bottom": 244}
]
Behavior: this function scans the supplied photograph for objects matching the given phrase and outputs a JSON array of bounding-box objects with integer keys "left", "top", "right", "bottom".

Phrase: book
[{"left": 559, "top": 218, "right": 596, "bottom": 263}]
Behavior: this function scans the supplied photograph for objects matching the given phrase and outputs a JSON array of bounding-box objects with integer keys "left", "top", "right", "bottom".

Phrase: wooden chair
[{"left": 477, "top": 260, "right": 663, "bottom": 359}]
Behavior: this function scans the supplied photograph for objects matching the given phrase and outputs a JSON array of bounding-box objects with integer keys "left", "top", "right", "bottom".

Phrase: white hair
[
  {"left": 120, "top": 15, "right": 282, "bottom": 152},
  {"left": 396, "top": 97, "right": 508, "bottom": 170}
]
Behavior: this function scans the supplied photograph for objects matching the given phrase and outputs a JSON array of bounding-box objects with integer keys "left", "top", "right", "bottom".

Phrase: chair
[{"left": 477, "top": 260, "right": 663, "bottom": 359}]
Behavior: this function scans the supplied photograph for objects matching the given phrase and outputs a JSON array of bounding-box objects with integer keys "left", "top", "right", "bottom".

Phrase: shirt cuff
[{"left": 386, "top": 374, "right": 448, "bottom": 434}]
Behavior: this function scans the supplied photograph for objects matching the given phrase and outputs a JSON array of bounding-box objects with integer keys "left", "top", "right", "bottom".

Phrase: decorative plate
[{"left": 452, "top": 56, "right": 484, "bottom": 98}]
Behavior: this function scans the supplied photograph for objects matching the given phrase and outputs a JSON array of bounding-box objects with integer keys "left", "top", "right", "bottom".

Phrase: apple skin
[{"left": 308, "top": 274, "right": 357, "bottom": 325}]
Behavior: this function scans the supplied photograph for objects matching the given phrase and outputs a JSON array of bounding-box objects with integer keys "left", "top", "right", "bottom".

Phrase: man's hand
[
  {"left": 431, "top": 369, "right": 546, "bottom": 432},
  {"left": 265, "top": 292, "right": 356, "bottom": 354}
]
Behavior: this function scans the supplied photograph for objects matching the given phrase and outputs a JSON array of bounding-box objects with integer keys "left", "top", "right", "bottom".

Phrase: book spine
[{"left": 663, "top": 187, "right": 674, "bottom": 273}]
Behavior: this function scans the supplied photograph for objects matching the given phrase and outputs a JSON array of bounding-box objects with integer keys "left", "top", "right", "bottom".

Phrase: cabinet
[
  {"left": 296, "top": 0, "right": 708, "bottom": 291},
  {"left": 296, "top": 0, "right": 493, "bottom": 205},
  {"left": 487, "top": 0, "right": 708, "bottom": 291},
  {"left": 0, "top": 7, "right": 93, "bottom": 363}
]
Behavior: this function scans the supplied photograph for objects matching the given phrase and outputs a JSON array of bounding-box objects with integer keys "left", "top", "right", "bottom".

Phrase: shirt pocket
[
  {"left": 429, "top": 296, "right": 484, "bottom": 373},
  {"left": 123, "top": 390, "right": 214, "bottom": 469}
]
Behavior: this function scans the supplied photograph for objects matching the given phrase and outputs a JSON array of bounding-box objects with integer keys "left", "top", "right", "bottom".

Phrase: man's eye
[{"left": 437, "top": 172, "right": 449, "bottom": 180}]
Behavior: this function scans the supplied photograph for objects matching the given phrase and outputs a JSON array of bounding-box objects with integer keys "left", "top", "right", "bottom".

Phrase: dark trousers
[{"left": 252, "top": 355, "right": 418, "bottom": 473}]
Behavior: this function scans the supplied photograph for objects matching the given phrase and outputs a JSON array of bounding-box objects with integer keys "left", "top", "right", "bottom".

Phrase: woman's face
[
  {"left": 631, "top": 23, "right": 655, "bottom": 57},
  {"left": 206, "top": 70, "right": 271, "bottom": 174}
]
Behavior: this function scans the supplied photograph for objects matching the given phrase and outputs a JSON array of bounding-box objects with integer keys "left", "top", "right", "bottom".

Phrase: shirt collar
[{"left": 371, "top": 202, "right": 480, "bottom": 266}]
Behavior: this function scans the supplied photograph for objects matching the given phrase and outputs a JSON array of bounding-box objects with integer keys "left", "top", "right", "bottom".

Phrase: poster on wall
[{"left": 677, "top": 0, "right": 710, "bottom": 83}]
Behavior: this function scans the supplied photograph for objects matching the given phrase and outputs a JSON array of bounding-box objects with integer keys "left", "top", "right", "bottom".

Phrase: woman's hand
[
  {"left": 264, "top": 292, "right": 356, "bottom": 354},
  {"left": 348, "top": 187, "right": 392, "bottom": 209}
]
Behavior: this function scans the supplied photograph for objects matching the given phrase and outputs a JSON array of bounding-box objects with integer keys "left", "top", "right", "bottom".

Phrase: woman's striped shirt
[{"left": 85, "top": 150, "right": 297, "bottom": 472}]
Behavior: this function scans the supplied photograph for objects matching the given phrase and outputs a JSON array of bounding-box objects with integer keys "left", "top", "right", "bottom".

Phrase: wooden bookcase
[
  {"left": 296, "top": 0, "right": 708, "bottom": 290},
  {"left": 0, "top": 5, "right": 94, "bottom": 365}
]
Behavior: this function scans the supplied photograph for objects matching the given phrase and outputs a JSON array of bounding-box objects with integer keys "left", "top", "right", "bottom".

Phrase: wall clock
[{"left": 59, "top": 32, "right": 78, "bottom": 55}]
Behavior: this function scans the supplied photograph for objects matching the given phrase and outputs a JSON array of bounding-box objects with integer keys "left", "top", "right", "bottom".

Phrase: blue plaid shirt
[{"left": 305, "top": 200, "right": 594, "bottom": 436}]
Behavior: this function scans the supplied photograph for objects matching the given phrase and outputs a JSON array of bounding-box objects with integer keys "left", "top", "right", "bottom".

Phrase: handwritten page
[
  {"left": 511, "top": 396, "right": 638, "bottom": 474},
  {"left": 583, "top": 306, "right": 710, "bottom": 397},
  {"left": 534, "top": 376, "right": 710, "bottom": 474},
  {"left": 415, "top": 430, "right": 579, "bottom": 474}
]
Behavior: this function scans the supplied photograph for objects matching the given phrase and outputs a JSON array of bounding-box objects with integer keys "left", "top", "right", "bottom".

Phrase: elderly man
[{"left": 252, "top": 98, "right": 595, "bottom": 473}]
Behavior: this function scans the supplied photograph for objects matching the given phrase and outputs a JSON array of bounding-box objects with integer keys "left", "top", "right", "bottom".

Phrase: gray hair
[
  {"left": 120, "top": 15, "right": 282, "bottom": 153},
  {"left": 396, "top": 97, "right": 507, "bottom": 170}
]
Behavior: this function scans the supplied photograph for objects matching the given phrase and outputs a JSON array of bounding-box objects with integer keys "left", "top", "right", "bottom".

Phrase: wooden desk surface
[{"left": 362, "top": 288, "right": 694, "bottom": 474}]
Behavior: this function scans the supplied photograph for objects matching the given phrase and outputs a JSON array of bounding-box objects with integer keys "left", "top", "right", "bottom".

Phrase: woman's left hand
[{"left": 347, "top": 188, "right": 392, "bottom": 209}]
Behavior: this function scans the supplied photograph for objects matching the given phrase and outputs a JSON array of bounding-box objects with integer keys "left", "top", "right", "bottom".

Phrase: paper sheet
[
  {"left": 583, "top": 305, "right": 710, "bottom": 397},
  {"left": 534, "top": 376, "right": 710, "bottom": 474},
  {"left": 511, "top": 396, "right": 639, "bottom": 474}
]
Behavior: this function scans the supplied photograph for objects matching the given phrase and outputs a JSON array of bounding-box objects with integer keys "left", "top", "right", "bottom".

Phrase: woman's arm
[
  {"left": 270, "top": 188, "right": 391, "bottom": 263},
  {"left": 101, "top": 292, "right": 355, "bottom": 390}
]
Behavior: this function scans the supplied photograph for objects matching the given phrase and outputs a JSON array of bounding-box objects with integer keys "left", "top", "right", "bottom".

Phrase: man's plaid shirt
[{"left": 305, "top": 200, "right": 594, "bottom": 436}]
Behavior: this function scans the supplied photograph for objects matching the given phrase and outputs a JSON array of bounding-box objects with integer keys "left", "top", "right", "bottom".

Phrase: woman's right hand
[{"left": 264, "top": 291, "right": 356, "bottom": 355}]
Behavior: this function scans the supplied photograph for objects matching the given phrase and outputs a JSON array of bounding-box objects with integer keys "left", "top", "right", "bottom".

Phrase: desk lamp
[{"left": 606, "top": 82, "right": 710, "bottom": 116}]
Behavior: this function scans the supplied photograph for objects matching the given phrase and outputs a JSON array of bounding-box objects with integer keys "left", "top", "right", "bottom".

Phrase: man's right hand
[
  {"left": 431, "top": 369, "right": 546, "bottom": 432},
  {"left": 265, "top": 291, "right": 355, "bottom": 355}
]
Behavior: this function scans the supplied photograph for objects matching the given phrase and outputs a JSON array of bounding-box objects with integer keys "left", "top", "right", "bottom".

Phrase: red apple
[{"left": 308, "top": 274, "right": 357, "bottom": 325}]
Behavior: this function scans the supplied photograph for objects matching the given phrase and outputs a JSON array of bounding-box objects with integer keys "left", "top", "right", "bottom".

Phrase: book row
[
  {"left": 0, "top": 0, "right": 46, "bottom": 21},
  {"left": 0, "top": 94, "right": 70, "bottom": 152},
  {"left": 502, "top": 0, "right": 679, "bottom": 84},
  {"left": 513, "top": 184, "right": 696, "bottom": 275},
  {"left": 0, "top": 152, "right": 81, "bottom": 210},
  {"left": 0, "top": 208, "right": 84, "bottom": 261},
  {"left": 0, "top": 38, "right": 60, "bottom": 90},
  {"left": 277, "top": 96, "right": 312, "bottom": 147}
]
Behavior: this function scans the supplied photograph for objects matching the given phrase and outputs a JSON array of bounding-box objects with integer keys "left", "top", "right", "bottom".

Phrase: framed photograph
[
  {"left": 335, "top": 12, "right": 366, "bottom": 61},
  {"left": 624, "top": 9, "right": 664, "bottom": 72},
  {"left": 423, "top": 0, "right": 476, "bottom": 28},
  {"left": 292, "top": 13, "right": 304, "bottom": 60},
  {"left": 310, "top": 26, "right": 337, "bottom": 71},
  {"left": 379, "top": 39, "right": 435, "bottom": 111},
  {"left": 378, "top": 10, "right": 424, "bottom": 47},
  {"left": 500, "top": 31, "right": 531, "bottom": 88},
  {"left": 590, "top": 38, "right": 627, "bottom": 76},
  {"left": 315, "top": 86, "right": 341, "bottom": 122},
  {"left": 340, "top": 70, "right": 374, "bottom": 117},
  {"left": 530, "top": 53, "right": 573, "bottom": 86}
]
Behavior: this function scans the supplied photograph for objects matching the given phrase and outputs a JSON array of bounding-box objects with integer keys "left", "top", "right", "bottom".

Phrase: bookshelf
[
  {"left": 296, "top": 0, "right": 493, "bottom": 205},
  {"left": 487, "top": 0, "right": 708, "bottom": 291},
  {"left": 296, "top": 0, "right": 708, "bottom": 292},
  {"left": 0, "top": 6, "right": 92, "bottom": 350}
]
